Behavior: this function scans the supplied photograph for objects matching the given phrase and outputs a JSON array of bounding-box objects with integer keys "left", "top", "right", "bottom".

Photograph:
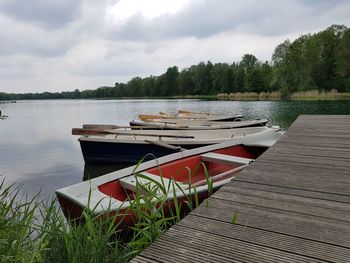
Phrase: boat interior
[{"left": 97, "top": 145, "right": 264, "bottom": 202}]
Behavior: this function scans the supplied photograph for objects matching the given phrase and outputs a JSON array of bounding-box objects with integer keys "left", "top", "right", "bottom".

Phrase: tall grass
[
  {"left": 0, "top": 179, "right": 131, "bottom": 263},
  {"left": 0, "top": 160, "right": 214, "bottom": 262},
  {"left": 217, "top": 89, "right": 350, "bottom": 101}
]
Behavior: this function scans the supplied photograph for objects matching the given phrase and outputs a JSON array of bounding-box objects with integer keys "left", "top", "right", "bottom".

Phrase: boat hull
[
  {"left": 80, "top": 140, "right": 212, "bottom": 164},
  {"left": 79, "top": 126, "right": 283, "bottom": 164},
  {"left": 129, "top": 119, "right": 267, "bottom": 130}
]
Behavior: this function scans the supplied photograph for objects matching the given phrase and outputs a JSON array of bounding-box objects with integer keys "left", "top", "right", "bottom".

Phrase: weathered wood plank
[
  {"left": 276, "top": 139, "right": 350, "bottom": 149},
  {"left": 211, "top": 190, "right": 350, "bottom": 222},
  {"left": 220, "top": 185, "right": 350, "bottom": 211},
  {"left": 130, "top": 257, "right": 161, "bottom": 263},
  {"left": 191, "top": 198, "right": 350, "bottom": 247},
  {"left": 263, "top": 143, "right": 350, "bottom": 156},
  {"left": 137, "top": 226, "right": 327, "bottom": 263},
  {"left": 257, "top": 153, "right": 350, "bottom": 169},
  {"left": 233, "top": 163, "right": 350, "bottom": 196},
  {"left": 226, "top": 180, "right": 350, "bottom": 203},
  {"left": 274, "top": 134, "right": 350, "bottom": 147},
  {"left": 266, "top": 144, "right": 350, "bottom": 156},
  {"left": 178, "top": 215, "right": 350, "bottom": 262}
]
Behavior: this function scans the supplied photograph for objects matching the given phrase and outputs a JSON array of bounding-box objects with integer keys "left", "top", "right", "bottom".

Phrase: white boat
[
  {"left": 129, "top": 118, "right": 267, "bottom": 130},
  {"left": 138, "top": 112, "right": 242, "bottom": 122}
]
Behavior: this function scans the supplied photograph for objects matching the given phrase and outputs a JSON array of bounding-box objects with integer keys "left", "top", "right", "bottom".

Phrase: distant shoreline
[{"left": 2, "top": 90, "right": 350, "bottom": 102}]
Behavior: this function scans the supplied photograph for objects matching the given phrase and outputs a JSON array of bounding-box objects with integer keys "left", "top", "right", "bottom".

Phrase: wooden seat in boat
[
  {"left": 120, "top": 172, "right": 178, "bottom": 194},
  {"left": 120, "top": 153, "right": 254, "bottom": 195},
  {"left": 200, "top": 152, "right": 253, "bottom": 166}
]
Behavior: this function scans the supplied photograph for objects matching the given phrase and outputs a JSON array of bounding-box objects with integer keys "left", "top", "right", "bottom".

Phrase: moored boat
[
  {"left": 138, "top": 112, "right": 242, "bottom": 122},
  {"left": 56, "top": 138, "right": 280, "bottom": 226},
  {"left": 75, "top": 126, "right": 283, "bottom": 164},
  {"left": 129, "top": 118, "right": 267, "bottom": 130}
]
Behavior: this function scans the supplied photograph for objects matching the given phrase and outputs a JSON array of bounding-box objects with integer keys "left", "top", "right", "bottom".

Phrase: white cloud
[
  {"left": 0, "top": 0, "right": 349, "bottom": 93},
  {"left": 107, "top": 0, "right": 190, "bottom": 23}
]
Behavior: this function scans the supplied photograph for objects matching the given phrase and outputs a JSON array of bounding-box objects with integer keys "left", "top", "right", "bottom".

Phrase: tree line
[{"left": 1, "top": 24, "right": 349, "bottom": 101}]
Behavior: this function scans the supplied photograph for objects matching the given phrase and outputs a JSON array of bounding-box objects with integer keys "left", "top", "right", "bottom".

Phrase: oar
[
  {"left": 82, "top": 124, "right": 164, "bottom": 130},
  {"left": 178, "top": 109, "right": 212, "bottom": 116},
  {"left": 139, "top": 114, "right": 208, "bottom": 121},
  {"left": 139, "top": 114, "right": 177, "bottom": 120},
  {"left": 145, "top": 140, "right": 187, "bottom": 151},
  {"left": 72, "top": 128, "right": 195, "bottom": 139}
]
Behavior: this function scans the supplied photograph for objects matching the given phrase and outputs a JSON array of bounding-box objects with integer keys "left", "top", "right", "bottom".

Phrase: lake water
[{"left": 0, "top": 99, "right": 349, "bottom": 199}]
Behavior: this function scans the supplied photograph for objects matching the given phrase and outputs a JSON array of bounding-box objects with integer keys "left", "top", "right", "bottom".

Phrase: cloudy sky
[{"left": 0, "top": 0, "right": 349, "bottom": 93}]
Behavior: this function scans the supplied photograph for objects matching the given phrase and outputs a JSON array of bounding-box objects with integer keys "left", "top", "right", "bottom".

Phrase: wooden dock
[{"left": 131, "top": 115, "right": 350, "bottom": 263}]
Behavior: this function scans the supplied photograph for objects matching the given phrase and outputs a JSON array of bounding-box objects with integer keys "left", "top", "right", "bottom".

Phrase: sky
[{"left": 0, "top": 0, "right": 349, "bottom": 93}]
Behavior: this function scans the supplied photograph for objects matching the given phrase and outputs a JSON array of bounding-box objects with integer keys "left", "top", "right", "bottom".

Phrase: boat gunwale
[{"left": 77, "top": 126, "right": 278, "bottom": 145}]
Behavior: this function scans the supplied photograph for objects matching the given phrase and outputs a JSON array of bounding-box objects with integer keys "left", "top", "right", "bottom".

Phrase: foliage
[
  {"left": 0, "top": 159, "right": 215, "bottom": 262},
  {"left": 1, "top": 24, "right": 349, "bottom": 100},
  {"left": 0, "top": 180, "right": 131, "bottom": 263}
]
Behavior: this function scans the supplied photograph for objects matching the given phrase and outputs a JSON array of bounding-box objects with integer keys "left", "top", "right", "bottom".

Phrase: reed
[
  {"left": 0, "top": 179, "right": 130, "bottom": 263},
  {"left": 289, "top": 89, "right": 350, "bottom": 100},
  {"left": 217, "top": 89, "right": 350, "bottom": 101},
  {"left": 0, "top": 159, "right": 215, "bottom": 262}
]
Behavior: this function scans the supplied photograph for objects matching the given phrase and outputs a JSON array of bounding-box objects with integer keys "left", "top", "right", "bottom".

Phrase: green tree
[
  {"left": 165, "top": 66, "right": 179, "bottom": 96},
  {"left": 336, "top": 28, "right": 350, "bottom": 91}
]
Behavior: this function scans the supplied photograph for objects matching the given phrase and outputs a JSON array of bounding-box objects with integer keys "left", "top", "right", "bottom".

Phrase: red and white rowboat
[{"left": 56, "top": 131, "right": 283, "bottom": 227}]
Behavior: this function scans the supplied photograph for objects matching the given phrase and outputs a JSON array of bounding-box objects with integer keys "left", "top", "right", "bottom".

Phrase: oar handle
[
  {"left": 145, "top": 140, "right": 186, "bottom": 151},
  {"left": 83, "top": 124, "right": 167, "bottom": 130}
]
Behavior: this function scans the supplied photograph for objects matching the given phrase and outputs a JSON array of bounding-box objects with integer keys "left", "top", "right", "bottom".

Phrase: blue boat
[{"left": 77, "top": 126, "right": 283, "bottom": 164}]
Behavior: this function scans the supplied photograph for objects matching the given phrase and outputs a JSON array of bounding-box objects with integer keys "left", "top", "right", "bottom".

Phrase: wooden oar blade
[
  {"left": 139, "top": 114, "right": 176, "bottom": 120},
  {"left": 72, "top": 128, "right": 110, "bottom": 135},
  {"left": 83, "top": 124, "right": 117, "bottom": 130}
]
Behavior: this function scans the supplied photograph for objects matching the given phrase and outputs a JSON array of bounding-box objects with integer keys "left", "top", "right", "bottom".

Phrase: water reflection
[{"left": 83, "top": 163, "right": 132, "bottom": 181}]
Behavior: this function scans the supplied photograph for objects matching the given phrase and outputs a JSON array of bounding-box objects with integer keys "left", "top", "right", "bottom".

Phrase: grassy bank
[
  {"left": 217, "top": 90, "right": 350, "bottom": 101},
  {"left": 0, "top": 183, "right": 177, "bottom": 263},
  {"left": 0, "top": 181, "right": 132, "bottom": 263},
  {"left": 0, "top": 163, "right": 214, "bottom": 262}
]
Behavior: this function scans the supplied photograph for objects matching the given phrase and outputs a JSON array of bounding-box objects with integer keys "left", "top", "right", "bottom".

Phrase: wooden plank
[
  {"left": 276, "top": 139, "right": 350, "bottom": 149},
  {"left": 178, "top": 215, "right": 350, "bottom": 262},
  {"left": 137, "top": 226, "right": 327, "bottom": 263},
  {"left": 130, "top": 257, "right": 161, "bottom": 263},
  {"left": 191, "top": 198, "right": 350, "bottom": 247},
  {"left": 255, "top": 154, "right": 350, "bottom": 171},
  {"left": 211, "top": 190, "right": 350, "bottom": 222},
  {"left": 266, "top": 143, "right": 350, "bottom": 154},
  {"left": 267, "top": 144, "right": 350, "bottom": 156},
  {"left": 226, "top": 180, "right": 350, "bottom": 203},
  {"left": 288, "top": 132, "right": 350, "bottom": 142},
  {"left": 232, "top": 163, "right": 350, "bottom": 195},
  {"left": 275, "top": 134, "right": 350, "bottom": 146},
  {"left": 290, "top": 115, "right": 350, "bottom": 124},
  {"left": 220, "top": 185, "right": 350, "bottom": 211}
]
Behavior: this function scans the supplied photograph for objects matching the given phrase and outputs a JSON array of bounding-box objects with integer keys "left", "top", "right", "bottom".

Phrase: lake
[{"left": 0, "top": 99, "right": 349, "bottom": 199}]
